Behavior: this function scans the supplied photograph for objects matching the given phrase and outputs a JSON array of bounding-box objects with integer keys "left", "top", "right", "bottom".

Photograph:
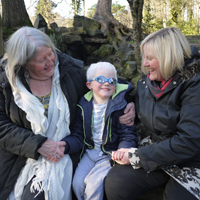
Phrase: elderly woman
[
  {"left": 0, "top": 26, "right": 89, "bottom": 200},
  {"left": 0, "top": 27, "right": 134, "bottom": 200},
  {"left": 106, "top": 27, "right": 200, "bottom": 200}
]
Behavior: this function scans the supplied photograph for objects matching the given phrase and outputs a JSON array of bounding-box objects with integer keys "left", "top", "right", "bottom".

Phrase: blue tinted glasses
[{"left": 89, "top": 76, "right": 118, "bottom": 85}]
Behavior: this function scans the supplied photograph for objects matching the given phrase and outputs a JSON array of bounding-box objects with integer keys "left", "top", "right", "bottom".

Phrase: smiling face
[
  {"left": 86, "top": 69, "right": 116, "bottom": 104},
  {"left": 26, "top": 46, "right": 55, "bottom": 81},
  {"left": 143, "top": 45, "right": 164, "bottom": 82}
]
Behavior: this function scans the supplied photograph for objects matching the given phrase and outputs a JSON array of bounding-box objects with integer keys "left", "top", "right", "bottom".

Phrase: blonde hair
[
  {"left": 140, "top": 27, "right": 191, "bottom": 80},
  {"left": 2, "top": 26, "right": 58, "bottom": 90},
  {"left": 86, "top": 62, "right": 117, "bottom": 81}
]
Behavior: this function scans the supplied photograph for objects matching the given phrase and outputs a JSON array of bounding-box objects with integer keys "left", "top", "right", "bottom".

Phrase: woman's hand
[
  {"left": 38, "top": 139, "right": 66, "bottom": 163},
  {"left": 46, "top": 145, "right": 66, "bottom": 163},
  {"left": 112, "top": 148, "right": 130, "bottom": 165},
  {"left": 119, "top": 102, "right": 135, "bottom": 125}
]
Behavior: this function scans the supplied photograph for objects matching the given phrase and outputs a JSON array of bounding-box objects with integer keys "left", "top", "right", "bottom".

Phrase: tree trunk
[
  {"left": 93, "top": 0, "right": 130, "bottom": 46},
  {"left": 83, "top": 0, "right": 85, "bottom": 16},
  {"left": 1, "top": 0, "right": 32, "bottom": 29},
  {"left": 0, "top": 14, "right": 3, "bottom": 55},
  {"left": 93, "top": 0, "right": 115, "bottom": 36},
  {"left": 75, "top": 0, "right": 78, "bottom": 14},
  {"left": 127, "top": 0, "right": 144, "bottom": 72}
]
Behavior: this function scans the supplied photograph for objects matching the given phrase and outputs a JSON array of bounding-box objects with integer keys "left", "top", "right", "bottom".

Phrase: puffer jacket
[
  {"left": 135, "top": 46, "right": 200, "bottom": 172},
  {"left": 62, "top": 82, "right": 138, "bottom": 162},
  {"left": 0, "top": 51, "right": 88, "bottom": 200}
]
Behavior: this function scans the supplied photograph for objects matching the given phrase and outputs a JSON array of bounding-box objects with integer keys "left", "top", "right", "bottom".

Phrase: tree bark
[
  {"left": 0, "top": 14, "right": 3, "bottom": 55},
  {"left": 75, "top": 0, "right": 78, "bottom": 14},
  {"left": 127, "top": 0, "right": 144, "bottom": 72},
  {"left": 93, "top": 0, "right": 115, "bottom": 35},
  {"left": 83, "top": 0, "right": 85, "bottom": 16},
  {"left": 1, "top": 0, "right": 32, "bottom": 29},
  {"left": 93, "top": 0, "right": 130, "bottom": 46}
]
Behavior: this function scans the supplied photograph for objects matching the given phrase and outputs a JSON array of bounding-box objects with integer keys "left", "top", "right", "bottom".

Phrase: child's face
[{"left": 87, "top": 70, "right": 116, "bottom": 104}]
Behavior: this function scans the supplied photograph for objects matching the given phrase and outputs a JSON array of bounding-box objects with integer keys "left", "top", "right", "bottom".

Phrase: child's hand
[
  {"left": 112, "top": 151, "right": 125, "bottom": 161},
  {"left": 112, "top": 148, "right": 131, "bottom": 165}
]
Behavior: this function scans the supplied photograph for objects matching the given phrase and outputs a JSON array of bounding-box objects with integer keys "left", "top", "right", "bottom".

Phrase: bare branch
[{"left": 27, "top": 0, "right": 38, "bottom": 10}]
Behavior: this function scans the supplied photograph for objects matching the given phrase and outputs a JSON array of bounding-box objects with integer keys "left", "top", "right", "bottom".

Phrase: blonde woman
[{"left": 106, "top": 27, "right": 200, "bottom": 200}]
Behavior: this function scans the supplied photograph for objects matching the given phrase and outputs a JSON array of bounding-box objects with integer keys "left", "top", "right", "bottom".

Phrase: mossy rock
[
  {"left": 83, "top": 44, "right": 98, "bottom": 56},
  {"left": 97, "top": 44, "right": 113, "bottom": 58},
  {"left": 121, "top": 50, "right": 135, "bottom": 66},
  {"left": 73, "top": 15, "right": 102, "bottom": 37},
  {"left": 121, "top": 61, "right": 137, "bottom": 79},
  {"left": 130, "top": 72, "right": 141, "bottom": 93},
  {"left": 113, "top": 63, "right": 123, "bottom": 74}
]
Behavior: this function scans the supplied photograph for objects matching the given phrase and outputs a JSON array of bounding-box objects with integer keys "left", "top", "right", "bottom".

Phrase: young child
[{"left": 62, "top": 62, "right": 138, "bottom": 200}]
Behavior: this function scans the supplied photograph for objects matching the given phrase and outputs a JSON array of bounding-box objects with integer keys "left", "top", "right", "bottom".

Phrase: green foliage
[
  {"left": 86, "top": 4, "right": 97, "bottom": 19},
  {"left": 35, "top": 0, "right": 57, "bottom": 24},
  {"left": 169, "top": 0, "right": 186, "bottom": 23},
  {"left": 142, "top": 0, "right": 198, "bottom": 35},
  {"left": 112, "top": 2, "right": 129, "bottom": 25},
  {"left": 153, "top": 18, "right": 164, "bottom": 32},
  {"left": 71, "top": 0, "right": 82, "bottom": 15},
  {"left": 49, "top": 33, "right": 67, "bottom": 52},
  {"left": 112, "top": 1, "right": 126, "bottom": 12},
  {"left": 142, "top": 4, "right": 155, "bottom": 34},
  {"left": 177, "top": 20, "right": 199, "bottom": 35},
  {"left": 112, "top": 2, "right": 127, "bottom": 18}
]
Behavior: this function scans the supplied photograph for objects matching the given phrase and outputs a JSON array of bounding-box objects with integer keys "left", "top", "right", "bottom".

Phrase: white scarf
[{"left": 8, "top": 63, "right": 72, "bottom": 200}]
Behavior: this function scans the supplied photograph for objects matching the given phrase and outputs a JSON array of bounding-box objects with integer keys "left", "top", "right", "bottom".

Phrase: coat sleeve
[
  {"left": 62, "top": 104, "right": 84, "bottom": 154},
  {"left": 137, "top": 74, "right": 200, "bottom": 171},
  {"left": 0, "top": 88, "right": 47, "bottom": 159},
  {"left": 115, "top": 109, "right": 138, "bottom": 149}
]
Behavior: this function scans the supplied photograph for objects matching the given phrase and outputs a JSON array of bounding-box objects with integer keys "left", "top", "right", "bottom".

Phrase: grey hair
[
  {"left": 86, "top": 62, "right": 117, "bottom": 81},
  {"left": 2, "top": 26, "right": 58, "bottom": 90},
  {"left": 140, "top": 27, "right": 191, "bottom": 80}
]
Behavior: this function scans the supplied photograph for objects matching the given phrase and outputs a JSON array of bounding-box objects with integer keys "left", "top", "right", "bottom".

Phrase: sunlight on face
[
  {"left": 26, "top": 46, "right": 55, "bottom": 81},
  {"left": 143, "top": 45, "right": 164, "bottom": 81}
]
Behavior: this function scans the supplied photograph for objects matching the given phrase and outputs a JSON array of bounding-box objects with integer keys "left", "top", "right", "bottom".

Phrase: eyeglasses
[{"left": 89, "top": 76, "right": 118, "bottom": 85}]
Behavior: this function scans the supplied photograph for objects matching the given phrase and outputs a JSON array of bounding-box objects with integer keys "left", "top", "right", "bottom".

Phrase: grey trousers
[{"left": 72, "top": 149, "right": 112, "bottom": 200}]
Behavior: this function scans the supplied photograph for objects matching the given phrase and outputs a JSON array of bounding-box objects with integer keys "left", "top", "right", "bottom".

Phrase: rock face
[
  {"left": 34, "top": 14, "right": 47, "bottom": 29},
  {"left": 73, "top": 15, "right": 103, "bottom": 37}
]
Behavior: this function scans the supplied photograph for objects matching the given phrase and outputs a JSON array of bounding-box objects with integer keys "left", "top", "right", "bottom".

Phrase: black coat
[
  {"left": 0, "top": 51, "right": 88, "bottom": 200},
  {"left": 135, "top": 46, "right": 200, "bottom": 172}
]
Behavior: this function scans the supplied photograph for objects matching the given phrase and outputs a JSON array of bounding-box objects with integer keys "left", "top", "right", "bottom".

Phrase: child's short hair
[{"left": 86, "top": 62, "right": 117, "bottom": 81}]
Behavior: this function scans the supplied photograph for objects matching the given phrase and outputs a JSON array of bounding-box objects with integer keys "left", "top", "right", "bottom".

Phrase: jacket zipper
[
  {"left": 101, "top": 115, "right": 112, "bottom": 157},
  {"left": 77, "top": 105, "right": 93, "bottom": 159}
]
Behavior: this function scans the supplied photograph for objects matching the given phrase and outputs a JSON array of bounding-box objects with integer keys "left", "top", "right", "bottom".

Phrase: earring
[{"left": 24, "top": 70, "right": 29, "bottom": 82}]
